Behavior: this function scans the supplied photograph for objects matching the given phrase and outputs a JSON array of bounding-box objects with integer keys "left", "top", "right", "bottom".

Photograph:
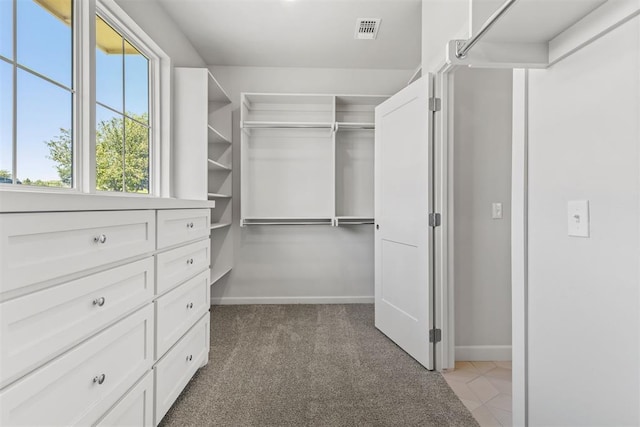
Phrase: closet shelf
[
  {"left": 336, "top": 122, "right": 375, "bottom": 131},
  {"left": 241, "top": 121, "right": 334, "bottom": 130},
  {"left": 207, "top": 193, "right": 232, "bottom": 199},
  {"left": 335, "top": 216, "right": 374, "bottom": 226},
  {"left": 242, "top": 217, "right": 333, "bottom": 226},
  {"left": 208, "top": 125, "right": 231, "bottom": 144},
  {"left": 211, "top": 267, "right": 232, "bottom": 286},
  {"left": 468, "top": 0, "right": 607, "bottom": 46},
  {"left": 207, "top": 70, "right": 232, "bottom": 104},
  {"left": 207, "top": 159, "right": 231, "bottom": 171},
  {"left": 210, "top": 222, "right": 232, "bottom": 230}
]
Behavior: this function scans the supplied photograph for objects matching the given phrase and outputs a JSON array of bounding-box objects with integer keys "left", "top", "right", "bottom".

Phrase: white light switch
[
  {"left": 568, "top": 200, "right": 590, "bottom": 237},
  {"left": 492, "top": 202, "right": 503, "bottom": 219}
]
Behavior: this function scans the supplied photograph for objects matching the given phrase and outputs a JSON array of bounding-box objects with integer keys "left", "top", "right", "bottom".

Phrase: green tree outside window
[{"left": 45, "top": 113, "right": 149, "bottom": 192}]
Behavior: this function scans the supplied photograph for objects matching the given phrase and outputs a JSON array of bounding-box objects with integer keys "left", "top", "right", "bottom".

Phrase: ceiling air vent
[{"left": 355, "top": 18, "right": 380, "bottom": 40}]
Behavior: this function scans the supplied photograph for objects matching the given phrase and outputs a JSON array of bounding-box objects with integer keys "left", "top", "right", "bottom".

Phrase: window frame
[
  {"left": 0, "top": 0, "right": 170, "bottom": 197},
  {"left": 95, "top": 1, "right": 156, "bottom": 196}
]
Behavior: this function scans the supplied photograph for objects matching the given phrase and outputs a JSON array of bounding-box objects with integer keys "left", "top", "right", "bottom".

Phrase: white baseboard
[
  {"left": 455, "top": 345, "right": 512, "bottom": 361},
  {"left": 210, "top": 296, "right": 374, "bottom": 305}
]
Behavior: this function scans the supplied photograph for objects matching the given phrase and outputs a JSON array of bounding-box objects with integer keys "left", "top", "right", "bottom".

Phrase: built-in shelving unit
[
  {"left": 240, "top": 93, "right": 387, "bottom": 227},
  {"left": 206, "top": 70, "right": 233, "bottom": 286},
  {"left": 334, "top": 95, "right": 385, "bottom": 226},
  {"left": 174, "top": 67, "right": 234, "bottom": 287},
  {"left": 208, "top": 125, "right": 231, "bottom": 144}
]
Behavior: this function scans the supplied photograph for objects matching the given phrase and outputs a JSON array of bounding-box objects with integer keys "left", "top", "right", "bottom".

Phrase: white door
[{"left": 374, "top": 76, "right": 434, "bottom": 369}]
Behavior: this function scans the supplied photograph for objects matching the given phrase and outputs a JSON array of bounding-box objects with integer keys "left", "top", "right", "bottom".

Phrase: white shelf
[
  {"left": 210, "top": 267, "right": 232, "bottom": 286},
  {"left": 243, "top": 93, "right": 334, "bottom": 106},
  {"left": 336, "top": 95, "right": 389, "bottom": 106},
  {"left": 210, "top": 222, "right": 231, "bottom": 230},
  {"left": 208, "top": 193, "right": 232, "bottom": 199},
  {"left": 207, "top": 70, "right": 232, "bottom": 104},
  {"left": 242, "top": 217, "right": 333, "bottom": 226},
  {"left": 208, "top": 125, "right": 231, "bottom": 144},
  {"left": 449, "top": 0, "right": 619, "bottom": 68},
  {"left": 335, "top": 216, "right": 374, "bottom": 226},
  {"left": 242, "top": 121, "right": 334, "bottom": 130},
  {"left": 336, "top": 122, "right": 375, "bottom": 131},
  {"left": 207, "top": 159, "right": 231, "bottom": 171},
  {"left": 478, "top": 0, "right": 607, "bottom": 44}
]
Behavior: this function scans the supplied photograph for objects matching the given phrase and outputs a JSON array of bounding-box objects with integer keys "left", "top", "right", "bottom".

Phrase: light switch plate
[
  {"left": 568, "top": 200, "right": 589, "bottom": 237},
  {"left": 492, "top": 202, "right": 503, "bottom": 219}
]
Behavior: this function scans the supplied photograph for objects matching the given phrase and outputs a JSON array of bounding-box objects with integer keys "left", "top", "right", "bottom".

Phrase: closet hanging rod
[{"left": 455, "top": 0, "right": 518, "bottom": 59}]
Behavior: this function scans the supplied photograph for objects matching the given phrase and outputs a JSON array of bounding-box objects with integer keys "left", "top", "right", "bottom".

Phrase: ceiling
[{"left": 156, "top": 0, "right": 422, "bottom": 70}]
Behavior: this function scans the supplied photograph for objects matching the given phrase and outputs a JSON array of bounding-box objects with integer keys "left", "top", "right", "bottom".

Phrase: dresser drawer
[
  {"left": 156, "top": 239, "right": 210, "bottom": 296},
  {"left": 155, "top": 313, "right": 209, "bottom": 424},
  {"left": 156, "top": 209, "right": 209, "bottom": 249},
  {"left": 0, "top": 210, "right": 156, "bottom": 295},
  {"left": 155, "top": 270, "right": 210, "bottom": 358},
  {"left": 0, "top": 257, "right": 154, "bottom": 389},
  {"left": 0, "top": 304, "right": 154, "bottom": 426},
  {"left": 96, "top": 371, "right": 154, "bottom": 427}
]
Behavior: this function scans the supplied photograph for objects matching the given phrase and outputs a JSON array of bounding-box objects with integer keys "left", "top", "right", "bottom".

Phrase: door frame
[
  {"left": 432, "top": 62, "right": 528, "bottom": 426},
  {"left": 432, "top": 61, "right": 457, "bottom": 373}
]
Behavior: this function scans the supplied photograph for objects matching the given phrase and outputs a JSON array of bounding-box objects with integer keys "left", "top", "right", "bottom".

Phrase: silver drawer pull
[
  {"left": 93, "top": 374, "right": 106, "bottom": 385},
  {"left": 186, "top": 355, "right": 193, "bottom": 362},
  {"left": 186, "top": 258, "right": 194, "bottom": 265},
  {"left": 93, "top": 297, "right": 106, "bottom": 307},
  {"left": 93, "top": 234, "right": 107, "bottom": 244},
  {"left": 186, "top": 222, "right": 194, "bottom": 229},
  {"left": 186, "top": 302, "right": 194, "bottom": 309}
]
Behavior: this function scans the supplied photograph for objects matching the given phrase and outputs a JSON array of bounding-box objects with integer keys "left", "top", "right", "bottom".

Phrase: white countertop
[{"left": 0, "top": 190, "right": 215, "bottom": 213}]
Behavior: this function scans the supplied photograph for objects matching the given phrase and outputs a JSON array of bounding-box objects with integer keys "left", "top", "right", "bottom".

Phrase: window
[
  {"left": 1, "top": 0, "right": 74, "bottom": 188},
  {"left": 0, "top": 0, "right": 167, "bottom": 196},
  {"left": 95, "top": 15, "right": 150, "bottom": 193}
]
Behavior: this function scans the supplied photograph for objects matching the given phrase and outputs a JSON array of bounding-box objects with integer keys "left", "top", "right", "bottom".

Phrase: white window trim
[{"left": 95, "top": 0, "right": 171, "bottom": 197}]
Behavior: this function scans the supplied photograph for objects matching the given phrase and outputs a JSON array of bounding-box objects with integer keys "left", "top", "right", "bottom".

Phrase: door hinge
[
  {"left": 429, "top": 97, "right": 441, "bottom": 112},
  {"left": 428, "top": 213, "right": 441, "bottom": 227},
  {"left": 429, "top": 328, "right": 442, "bottom": 343}
]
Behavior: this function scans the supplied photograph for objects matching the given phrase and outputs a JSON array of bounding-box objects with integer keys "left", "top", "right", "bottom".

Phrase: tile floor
[{"left": 442, "top": 361, "right": 512, "bottom": 427}]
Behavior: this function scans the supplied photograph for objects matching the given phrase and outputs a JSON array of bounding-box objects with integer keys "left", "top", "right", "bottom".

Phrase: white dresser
[{"left": 0, "top": 200, "right": 212, "bottom": 426}]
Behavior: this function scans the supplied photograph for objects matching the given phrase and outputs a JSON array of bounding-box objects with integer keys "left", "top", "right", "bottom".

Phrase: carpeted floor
[{"left": 160, "top": 304, "right": 479, "bottom": 427}]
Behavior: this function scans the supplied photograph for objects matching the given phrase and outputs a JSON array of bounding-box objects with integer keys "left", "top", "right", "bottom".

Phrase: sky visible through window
[{"left": 0, "top": 0, "right": 149, "bottom": 185}]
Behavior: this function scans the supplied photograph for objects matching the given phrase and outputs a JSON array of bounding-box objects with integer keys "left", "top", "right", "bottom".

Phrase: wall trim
[
  {"left": 455, "top": 345, "right": 512, "bottom": 362},
  {"left": 211, "top": 296, "right": 374, "bottom": 305}
]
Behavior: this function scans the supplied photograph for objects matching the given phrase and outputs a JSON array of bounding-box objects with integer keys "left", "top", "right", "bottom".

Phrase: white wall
[
  {"left": 208, "top": 66, "right": 414, "bottom": 304},
  {"left": 526, "top": 16, "right": 640, "bottom": 425},
  {"left": 421, "top": 0, "right": 470, "bottom": 73},
  {"left": 453, "top": 67, "right": 513, "bottom": 361},
  {"left": 114, "top": 0, "right": 205, "bottom": 67}
]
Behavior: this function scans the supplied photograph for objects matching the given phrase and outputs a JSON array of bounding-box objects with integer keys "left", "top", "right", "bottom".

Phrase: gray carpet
[{"left": 160, "top": 304, "right": 478, "bottom": 427}]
